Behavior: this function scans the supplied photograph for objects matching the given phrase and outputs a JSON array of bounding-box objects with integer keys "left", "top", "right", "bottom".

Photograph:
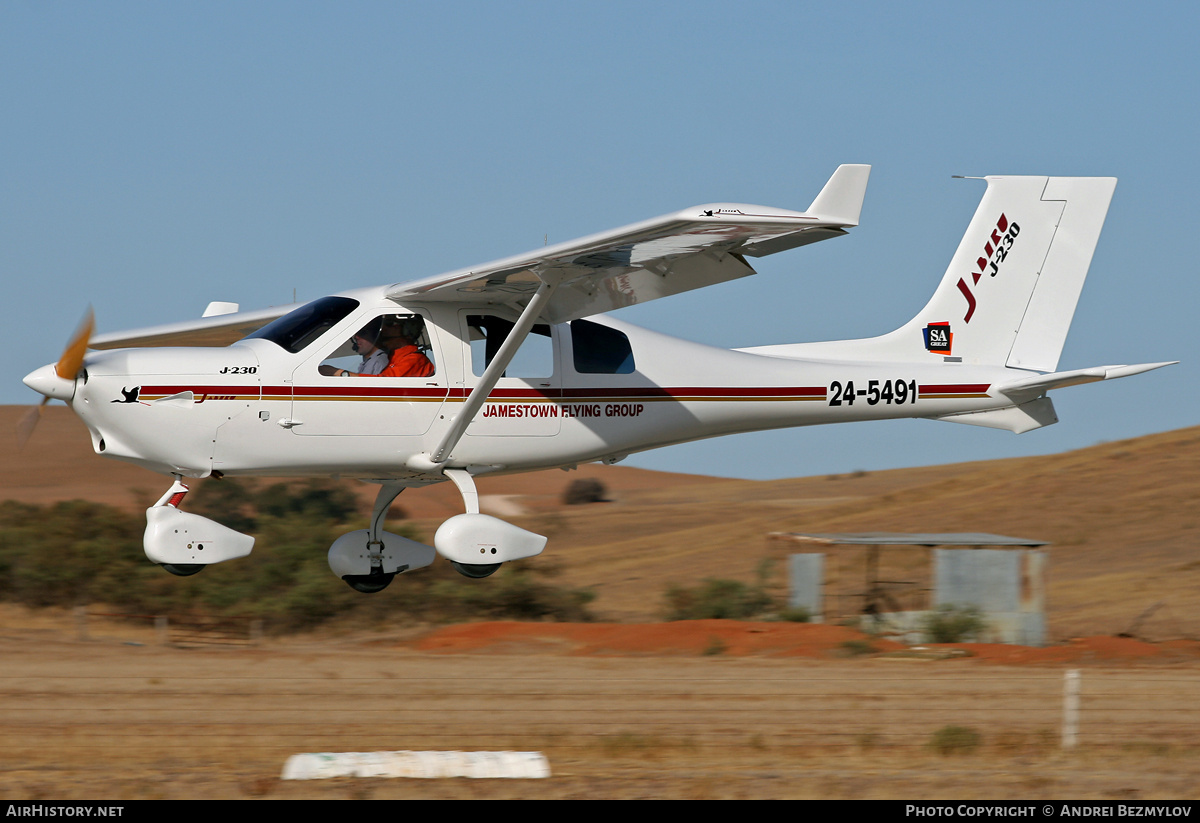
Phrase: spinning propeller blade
[
  {"left": 56, "top": 306, "right": 94, "bottom": 380},
  {"left": 17, "top": 307, "right": 94, "bottom": 449},
  {"left": 15, "top": 399, "right": 49, "bottom": 449}
]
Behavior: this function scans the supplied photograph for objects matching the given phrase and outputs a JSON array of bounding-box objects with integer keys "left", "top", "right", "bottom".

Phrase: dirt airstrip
[{"left": 2, "top": 608, "right": 1200, "bottom": 800}]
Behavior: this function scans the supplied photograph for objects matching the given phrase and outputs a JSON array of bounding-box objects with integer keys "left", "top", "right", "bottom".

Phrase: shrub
[
  {"left": 562, "top": 478, "right": 609, "bottom": 505},
  {"left": 664, "top": 578, "right": 774, "bottom": 621},
  {"left": 779, "top": 606, "right": 811, "bottom": 623},
  {"left": 929, "top": 725, "right": 982, "bottom": 755},
  {"left": 923, "top": 604, "right": 986, "bottom": 643},
  {"left": 0, "top": 491, "right": 596, "bottom": 631},
  {"left": 839, "top": 639, "right": 876, "bottom": 657},
  {"left": 429, "top": 562, "right": 596, "bottom": 622}
]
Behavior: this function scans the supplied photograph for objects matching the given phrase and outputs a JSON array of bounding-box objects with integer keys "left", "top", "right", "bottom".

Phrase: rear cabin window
[
  {"left": 467, "top": 315, "right": 553, "bottom": 378},
  {"left": 571, "top": 319, "right": 634, "bottom": 374}
]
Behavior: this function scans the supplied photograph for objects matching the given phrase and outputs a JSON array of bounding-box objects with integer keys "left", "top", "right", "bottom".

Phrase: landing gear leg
[
  {"left": 443, "top": 469, "right": 502, "bottom": 579},
  {"left": 154, "top": 475, "right": 205, "bottom": 577},
  {"left": 341, "top": 483, "right": 405, "bottom": 594}
]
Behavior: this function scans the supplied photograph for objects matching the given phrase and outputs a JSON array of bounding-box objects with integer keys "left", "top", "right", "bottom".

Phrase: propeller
[{"left": 17, "top": 307, "right": 94, "bottom": 448}]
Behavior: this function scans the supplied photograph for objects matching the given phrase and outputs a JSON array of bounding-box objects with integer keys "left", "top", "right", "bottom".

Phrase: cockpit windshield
[{"left": 242, "top": 296, "right": 360, "bottom": 353}]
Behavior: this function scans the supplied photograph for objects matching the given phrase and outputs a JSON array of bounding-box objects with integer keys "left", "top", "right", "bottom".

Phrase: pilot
[
  {"left": 318, "top": 319, "right": 389, "bottom": 377},
  {"left": 376, "top": 319, "right": 435, "bottom": 378},
  {"left": 320, "top": 316, "right": 435, "bottom": 378},
  {"left": 351, "top": 319, "right": 389, "bottom": 375}
]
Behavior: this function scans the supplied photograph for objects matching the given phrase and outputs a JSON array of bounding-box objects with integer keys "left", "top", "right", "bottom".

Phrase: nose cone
[{"left": 23, "top": 363, "right": 77, "bottom": 402}]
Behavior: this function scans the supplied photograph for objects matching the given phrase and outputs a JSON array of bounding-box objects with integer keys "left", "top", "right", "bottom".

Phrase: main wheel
[
  {"left": 342, "top": 572, "right": 395, "bottom": 593},
  {"left": 161, "top": 563, "right": 205, "bottom": 577},
  {"left": 451, "top": 561, "right": 501, "bottom": 579}
]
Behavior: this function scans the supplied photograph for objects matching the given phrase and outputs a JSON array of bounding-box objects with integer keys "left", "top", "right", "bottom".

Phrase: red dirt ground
[{"left": 409, "top": 620, "right": 1200, "bottom": 664}]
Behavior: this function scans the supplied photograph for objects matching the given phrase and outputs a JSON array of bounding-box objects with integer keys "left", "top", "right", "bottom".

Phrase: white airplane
[{"left": 21, "top": 166, "right": 1174, "bottom": 592}]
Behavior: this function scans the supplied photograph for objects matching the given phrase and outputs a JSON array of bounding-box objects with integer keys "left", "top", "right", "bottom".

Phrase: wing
[
  {"left": 388, "top": 164, "right": 870, "bottom": 324},
  {"left": 90, "top": 304, "right": 295, "bottom": 350},
  {"left": 88, "top": 165, "right": 868, "bottom": 349}
]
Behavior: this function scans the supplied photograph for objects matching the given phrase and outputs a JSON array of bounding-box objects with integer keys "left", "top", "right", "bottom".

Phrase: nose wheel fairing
[{"left": 143, "top": 480, "right": 255, "bottom": 568}]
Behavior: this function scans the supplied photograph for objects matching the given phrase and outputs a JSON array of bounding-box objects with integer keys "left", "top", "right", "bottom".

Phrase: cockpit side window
[
  {"left": 318, "top": 313, "right": 437, "bottom": 378},
  {"left": 243, "top": 296, "right": 360, "bottom": 353},
  {"left": 571, "top": 319, "right": 635, "bottom": 374}
]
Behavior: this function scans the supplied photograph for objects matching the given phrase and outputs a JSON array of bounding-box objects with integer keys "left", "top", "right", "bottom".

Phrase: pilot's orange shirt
[{"left": 380, "top": 345, "right": 435, "bottom": 378}]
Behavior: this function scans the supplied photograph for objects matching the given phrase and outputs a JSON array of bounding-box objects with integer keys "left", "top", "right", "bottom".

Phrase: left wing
[
  {"left": 388, "top": 164, "right": 870, "bottom": 324},
  {"left": 90, "top": 304, "right": 296, "bottom": 350}
]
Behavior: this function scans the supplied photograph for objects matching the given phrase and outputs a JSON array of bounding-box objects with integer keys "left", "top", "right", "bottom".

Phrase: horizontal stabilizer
[{"left": 997, "top": 361, "right": 1177, "bottom": 399}]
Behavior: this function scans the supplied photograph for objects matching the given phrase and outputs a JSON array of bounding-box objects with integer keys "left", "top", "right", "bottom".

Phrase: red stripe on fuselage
[{"left": 141, "top": 384, "right": 832, "bottom": 401}]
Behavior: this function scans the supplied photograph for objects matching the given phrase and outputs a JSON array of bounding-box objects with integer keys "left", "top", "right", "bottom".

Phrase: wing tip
[{"left": 806, "top": 164, "right": 871, "bottom": 226}]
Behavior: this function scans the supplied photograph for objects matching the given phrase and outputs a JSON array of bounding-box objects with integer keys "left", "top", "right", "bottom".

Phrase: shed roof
[{"left": 777, "top": 532, "right": 1048, "bottom": 547}]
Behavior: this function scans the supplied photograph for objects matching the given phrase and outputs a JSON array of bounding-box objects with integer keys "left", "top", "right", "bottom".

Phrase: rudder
[{"left": 1003, "top": 177, "right": 1116, "bottom": 372}]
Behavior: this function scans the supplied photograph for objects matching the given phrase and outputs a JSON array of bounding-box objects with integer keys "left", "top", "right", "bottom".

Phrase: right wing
[{"left": 88, "top": 165, "right": 870, "bottom": 348}]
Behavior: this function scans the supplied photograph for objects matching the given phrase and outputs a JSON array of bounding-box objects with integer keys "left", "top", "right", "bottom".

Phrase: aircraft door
[
  {"left": 289, "top": 311, "right": 448, "bottom": 437},
  {"left": 461, "top": 311, "right": 561, "bottom": 437}
]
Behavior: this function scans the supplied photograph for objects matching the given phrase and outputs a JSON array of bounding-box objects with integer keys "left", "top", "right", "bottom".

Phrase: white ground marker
[{"left": 281, "top": 750, "right": 550, "bottom": 780}]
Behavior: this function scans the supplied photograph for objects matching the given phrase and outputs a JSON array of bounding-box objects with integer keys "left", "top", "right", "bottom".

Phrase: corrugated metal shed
[{"left": 776, "top": 532, "right": 1048, "bottom": 645}]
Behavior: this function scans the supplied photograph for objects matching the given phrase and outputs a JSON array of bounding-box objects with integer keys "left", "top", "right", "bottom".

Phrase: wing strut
[{"left": 430, "top": 276, "right": 561, "bottom": 465}]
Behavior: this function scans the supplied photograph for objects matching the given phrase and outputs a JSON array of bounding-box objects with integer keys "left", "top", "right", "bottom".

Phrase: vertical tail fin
[
  {"left": 758, "top": 175, "right": 1117, "bottom": 370},
  {"left": 905, "top": 175, "right": 1116, "bottom": 371}
]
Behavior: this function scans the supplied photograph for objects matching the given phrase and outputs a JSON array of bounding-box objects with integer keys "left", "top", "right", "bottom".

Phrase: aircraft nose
[{"left": 23, "top": 363, "right": 77, "bottom": 402}]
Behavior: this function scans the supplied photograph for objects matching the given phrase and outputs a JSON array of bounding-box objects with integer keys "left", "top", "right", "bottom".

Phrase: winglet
[{"left": 806, "top": 164, "right": 871, "bottom": 226}]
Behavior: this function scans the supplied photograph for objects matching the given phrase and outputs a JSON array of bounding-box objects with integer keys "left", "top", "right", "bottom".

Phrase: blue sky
[{"left": 3, "top": 1, "right": 1195, "bottom": 480}]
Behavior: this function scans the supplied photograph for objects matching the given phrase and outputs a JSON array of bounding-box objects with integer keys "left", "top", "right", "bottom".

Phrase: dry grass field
[
  {"left": 2, "top": 608, "right": 1200, "bottom": 800},
  {"left": 2, "top": 609, "right": 1200, "bottom": 801},
  {"left": 2, "top": 407, "right": 1200, "bottom": 798}
]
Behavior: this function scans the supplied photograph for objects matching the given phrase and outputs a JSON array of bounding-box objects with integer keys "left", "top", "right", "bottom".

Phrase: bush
[
  {"left": 0, "top": 489, "right": 597, "bottom": 631},
  {"left": 664, "top": 578, "right": 774, "bottom": 621},
  {"left": 923, "top": 604, "right": 986, "bottom": 643},
  {"left": 929, "top": 725, "right": 982, "bottom": 755},
  {"left": 562, "top": 478, "right": 608, "bottom": 505},
  {"left": 839, "top": 639, "right": 876, "bottom": 657},
  {"left": 428, "top": 562, "right": 596, "bottom": 622},
  {"left": 779, "top": 606, "right": 811, "bottom": 623}
]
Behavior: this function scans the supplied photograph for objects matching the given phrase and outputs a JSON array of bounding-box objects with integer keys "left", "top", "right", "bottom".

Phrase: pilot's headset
[
  {"left": 380, "top": 317, "right": 426, "bottom": 351},
  {"left": 351, "top": 318, "right": 383, "bottom": 354}
]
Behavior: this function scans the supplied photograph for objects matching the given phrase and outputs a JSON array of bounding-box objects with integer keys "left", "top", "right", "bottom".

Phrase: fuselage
[{"left": 63, "top": 286, "right": 1017, "bottom": 482}]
